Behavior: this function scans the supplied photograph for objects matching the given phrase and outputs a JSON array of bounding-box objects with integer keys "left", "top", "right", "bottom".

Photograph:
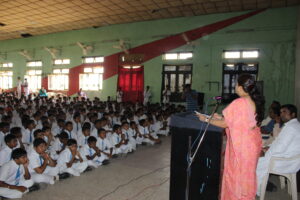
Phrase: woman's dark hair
[{"left": 237, "top": 74, "right": 265, "bottom": 126}]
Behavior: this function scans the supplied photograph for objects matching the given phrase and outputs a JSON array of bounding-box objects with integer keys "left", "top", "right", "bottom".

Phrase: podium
[{"left": 169, "top": 112, "right": 223, "bottom": 200}]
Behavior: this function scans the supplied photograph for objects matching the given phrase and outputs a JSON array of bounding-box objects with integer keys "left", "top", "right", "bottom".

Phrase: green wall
[{"left": 0, "top": 7, "right": 298, "bottom": 108}]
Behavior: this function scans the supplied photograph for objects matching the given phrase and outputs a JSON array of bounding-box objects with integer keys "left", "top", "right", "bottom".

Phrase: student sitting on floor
[
  {"left": 0, "top": 134, "right": 18, "bottom": 167},
  {"left": 0, "top": 148, "right": 34, "bottom": 199},
  {"left": 77, "top": 126, "right": 91, "bottom": 148},
  {"left": 138, "top": 119, "right": 160, "bottom": 145},
  {"left": 57, "top": 139, "right": 88, "bottom": 177},
  {"left": 28, "top": 138, "right": 59, "bottom": 185},
  {"left": 121, "top": 122, "right": 137, "bottom": 151},
  {"left": 22, "top": 120, "right": 36, "bottom": 147},
  {"left": 0, "top": 122, "right": 10, "bottom": 150},
  {"left": 111, "top": 125, "right": 133, "bottom": 154},
  {"left": 96, "top": 128, "right": 114, "bottom": 160},
  {"left": 80, "top": 136, "right": 108, "bottom": 168},
  {"left": 130, "top": 121, "right": 143, "bottom": 145},
  {"left": 10, "top": 127, "right": 25, "bottom": 149},
  {"left": 50, "top": 132, "right": 69, "bottom": 160},
  {"left": 64, "top": 121, "right": 77, "bottom": 140}
]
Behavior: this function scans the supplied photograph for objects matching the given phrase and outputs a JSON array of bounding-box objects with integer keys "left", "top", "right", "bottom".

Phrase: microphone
[{"left": 211, "top": 96, "right": 222, "bottom": 100}]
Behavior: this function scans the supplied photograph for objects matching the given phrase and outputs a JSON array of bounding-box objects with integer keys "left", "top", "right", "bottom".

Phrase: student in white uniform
[
  {"left": 50, "top": 132, "right": 69, "bottom": 160},
  {"left": 143, "top": 86, "right": 151, "bottom": 106},
  {"left": 256, "top": 104, "right": 300, "bottom": 196},
  {"left": 130, "top": 121, "right": 143, "bottom": 145},
  {"left": 71, "top": 113, "right": 82, "bottom": 137},
  {"left": 80, "top": 136, "right": 108, "bottom": 168},
  {"left": 0, "top": 148, "right": 34, "bottom": 199},
  {"left": 111, "top": 125, "right": 132, "bottom": 154},
  {"left": 0, "top": 122, "right": 10, "bottom": 150},
  {"left": 10, "top": 127, "right": 25, "bottom": 149},
  {"left": 96, "top": 128, "right": 114, "bottom": 159},
  {"left": 77, "top": 126, "right": 91, "bottom": 148},
  {"left": 22, "top": 120, "right": 36, "bottom": 147},
  {"left": 121, "top": 122, "right": 137, "bottom": 151},
  {"left": 149, "top": 116, "right": 169, "bottom": 136},
  {"left": 138, "top": 119, "right": 159, "bottom": 145},
  {"left": 51, "top": 119, "right": 65, "bottom": 137},
  {"left": 64, "top": 121, "right": 77, "bottom": 140},
  {"left": 90, "top": 119, "right": 102, "bottom": 138},
  {"left": 57, "top": 139, "right": 88, "bottom": 177},
  {"left": 28, "top": 138, "right": 59, "bottom": 185},
  {"left": 0, "top": 134, "right": 18, "bottom": 166}
]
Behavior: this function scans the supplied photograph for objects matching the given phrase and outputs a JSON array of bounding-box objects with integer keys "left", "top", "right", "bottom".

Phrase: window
[
  {"left": 24, "top": 70, "right": 42, "bottom": 92},
  {"left": 163, "top": 52, "right": 193, "bottom": 60},
  {"left": 1, "top": 62, "right": 13, "bottom": 68},
  {"left": 80, "top": 67, "right": 104, "bottom": 90},
  {"left": 0, "top": 71, "right": 13, "bottom": 89},
  {"left": 48, "top": 69, "right": 69, "bottom": 90},
  {"left": 26, "top": 61, "right": 42, "bottom": 67},
  {"left": 82, "top": 56, "right": 104, "bottom": 64},
  {"left": 222, "top": 63, "right": 259, "bottom": 103},
  {"left": 161, "top": 64, "right": 192, "bottom": 102},
  {"left": 223, "top": 50, "right": 259, "bottom": 59},
  {"left": 54, "top": 59, "right": 70, "bottom": 65}
]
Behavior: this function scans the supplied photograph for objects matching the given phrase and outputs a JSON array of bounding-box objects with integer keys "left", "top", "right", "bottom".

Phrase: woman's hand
[
  {"left": 213, "top": 113, "right": 223, "bottom": 120},
  {"left": 195, "top": 113, "right": 207, "bottom": 122}
]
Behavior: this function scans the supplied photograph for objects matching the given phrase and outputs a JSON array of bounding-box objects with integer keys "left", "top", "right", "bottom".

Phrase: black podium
[{"left": 169, "top": 112, "right": 223, "bottom": 200}]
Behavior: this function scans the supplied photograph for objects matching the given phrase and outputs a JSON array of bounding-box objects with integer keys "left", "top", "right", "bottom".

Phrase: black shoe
[
  {"left": 59, "top": 172, "right": 70, "bottom": 180},
  {"left": 102, "top": 160, "right": 110, "bottom": 165},
  {"left": 266, "top": 181, "right": 277, "bottom": 192},
  {"left": 84, "top": 166, "right": 93, "bottom": 172},
  {"left": 29, "top": 184, "right": 40, "bottom": 192},
  {"left": 112, "top": 154, "right": 118, "bottom": 158},
  {"left": 141, "top": 142, "right": 147, "bottom": 146}
]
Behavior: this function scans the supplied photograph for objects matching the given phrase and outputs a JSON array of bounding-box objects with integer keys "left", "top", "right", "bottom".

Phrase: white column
[{"left": 295, "top": 7, "right": 300, "bottom": 119}]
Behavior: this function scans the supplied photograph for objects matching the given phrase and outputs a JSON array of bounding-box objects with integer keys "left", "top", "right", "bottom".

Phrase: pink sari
[{"left": 221, "top": 97, "right": 262, "bottom": 200}]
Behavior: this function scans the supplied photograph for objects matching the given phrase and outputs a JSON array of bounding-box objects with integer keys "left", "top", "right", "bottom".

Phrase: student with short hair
[
  {"left": 0, "top": 148, "right": 34, "bottom": 199},
  {"left": 10, "top": 127, "right": 25, "bottom": 149},
  {"left": 64, "top": 121, "right": 77, "bottom": 140},
  {"left": 96, "top": 128, "right": 114, "bottom": 159},
  {"left": 52, "top": 119, "right": 65, "bottom": 136},
  {"left": 28, "top": 138, "right": 59, "bottom": 185},
  {"left": 111, "top": 125, "right": 132, "bottom": 154},
  {"left": 77, "top": 126, "right": 91, "bottom": 148},
  {"left": 130, "top": 121, "right": 143, "bottom": 145},
  {"left": 50, "top": 132, "right": 69, "bottom": 160},
  {"left": 22, "top": 120, "right": 36, "bottom": 146},
  {"left": 0, "top": 122, "right": 10, "bottom": 149},
  {"left": 121, "top": 122, "right": 137, "bottom": 151},
  {"left": 0, "top": 134, "right": 18, "bottom": 166},
  {"left": 57, "top": 139, "right": 88, "bottom": 176},
  {"left": 80, "top": 136, "right": 108, "bottom": 168}
]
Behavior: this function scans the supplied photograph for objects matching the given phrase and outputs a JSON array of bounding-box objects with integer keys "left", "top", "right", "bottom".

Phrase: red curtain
[{"left": 118, "top": 66, "right": 144, "bottom": 103}]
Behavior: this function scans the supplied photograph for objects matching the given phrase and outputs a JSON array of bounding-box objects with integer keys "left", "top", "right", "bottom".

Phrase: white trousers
[
  {"left": 59, "top": 161, "right": 88, "bottom": 177},
  {"left": 31, "top": 166, "right": 59, "bottom": 185},
  {"left": 256, "top": 156, "right": 270, "bottom": 196},
  {"left": 87, "top": 154, "right": 107, "bottom": 168},
  {"left": 0, "top": 179, "right": 34, "bottom": 199}
]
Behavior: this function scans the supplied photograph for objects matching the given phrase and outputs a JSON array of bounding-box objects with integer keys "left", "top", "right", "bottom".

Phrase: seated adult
[
  {"left": 256, "top": 104, "right": 300, "bottom": 196},
  {"left": 38, "top": 87, "right": 47, "bottom": 97},
  {"left": 261, "top": 101, "right": 281, "bottom": 134}
]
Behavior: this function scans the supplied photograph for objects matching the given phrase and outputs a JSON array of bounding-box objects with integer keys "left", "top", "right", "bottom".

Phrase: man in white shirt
[
  {"left": 23, "top": 78, "right": 29, "bottom": 98},
  {"left": 256, "top": 104, "right": 300, "bottom": 196},
  {"left": 116, "top": 87, "right": 123, "bottom": 103},
  {"left": 17, "top": 77, "right": 22, "bottom": 99},
  {"left": 162, "top": 86, "right": 171, "bottom": 104},
  {"left": 143, "top": 86, "right": 151, "bottom": 106},
  {"left": 0, "top": 134, "right": 18, "bottom": 167},
  {"left": 28, "top": 138, "right": 59, "bottom": 185},
  {"left": 0, "top": 148, "right": 34, "bottom": 199}
]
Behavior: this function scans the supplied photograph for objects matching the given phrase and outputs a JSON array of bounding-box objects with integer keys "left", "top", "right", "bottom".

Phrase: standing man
[
  {"left": 143, "top": 86, "right": 151, "bottom": 106},
  {"left": 116, "top": 87, "right": 123, "bottom": 103},
  {"left": 23, "top": 78, "right": 29, "bottom": 98},
  {"left": 17, "top": 77, "right": 22, "bottom": 99},
  {"left": 182, "top": 84, "right": 198, "bottom": 112},
  {"left": 162, "top": 85, "right": 171, "bottom": 104}
]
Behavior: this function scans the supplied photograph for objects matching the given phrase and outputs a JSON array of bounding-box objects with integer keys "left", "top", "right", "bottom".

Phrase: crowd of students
[{"left": 0, "top": 93, "right": 184, "bottom": 199}]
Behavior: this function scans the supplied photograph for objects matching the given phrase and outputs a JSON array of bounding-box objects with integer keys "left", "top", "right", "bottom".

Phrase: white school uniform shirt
[
  {"left": 256, "top": 118, "right": 300, "bottom": 195},
  {"left": 0, "top": 131, "right": 6, "bottom": 150},
  {"left": 77, "top": 134, "right": 90, "bottom": 147},
  {"left": 57, "top": 148, "right": 73, "bottom": 168},
  {"left": 96, "top": 137, "right": 113, "bottom": 151},
  {"left": 122, "top": 129, "right": 134, "bottom": 140},
  {"left": 138, "top": 125, "right": 149, "bottom": 136},
  {"left": 72, "top": 121, "right": 82, "bottom": 135},
  {"left": 50, "top": 138, "right": 64, "bottom": 154},
  {"left": 65, "top": 130, "right": 77, "bottom": 141},
  {"left": 33, "top": 119, "right": 43, "bottom": 130},
  {"left": 52, "top": 126, "right": 63, "bottom": 137},
  {"left": 143, "top": 90, "right": 151, "bottom": 102},
  {"left": 0, "top": 160, "right": 25, "bottom": 185},
  {"left": 28, "top": 149, "right": 44, "bottom": 173},
  {"left": 90, "top": 128, "right": 98, "bottom": 138},
  {"left": 110, "top": 133, "right": 122, "bottom": 146},
  {"left": 80, "top": 145, "right": 98, "bottom": 160},
  {"left": 22, "top": 128, "right": 34, "bottom": 145},
  {"left": 0, "top": 146, "right": 13, "bottom": 166},
  {"left": 112, "top": 117, "right": 121, "bottom": 126}
]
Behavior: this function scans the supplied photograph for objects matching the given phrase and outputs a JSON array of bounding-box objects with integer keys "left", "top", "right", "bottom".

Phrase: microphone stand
[{"left": 185, "top": 100, "right": 221, "bottom": 200}]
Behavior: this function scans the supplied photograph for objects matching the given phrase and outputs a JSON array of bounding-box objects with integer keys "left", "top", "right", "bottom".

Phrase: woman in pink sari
[{"left": 197, "top": 74, "right": 265, "bottom": 200}]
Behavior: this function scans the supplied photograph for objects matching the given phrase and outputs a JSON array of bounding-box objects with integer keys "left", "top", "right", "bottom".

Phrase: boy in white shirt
[
  {"left": 22, "top": 120, "right": 36, "bottom": 147},
  {"left": 80, "top": 136, "right": 108, "bottom": 168},
  {"left": 57, "top": 139, "right": 88, "bottom": 176},
  {"left": 50, "top": 132, "right": 69, "bottom": 160},
  {"left": 96, "top": 128, "right": 115, "bottom": 159},
  {"left": 111, "top": 125, "right": 133, "bottom": 154},
  {"left": 28, "top": 138, "right": 59, "bottom": 185},
  {"left": 0, "top": 122, "right": 10, "bottom": 150},
  {"left": 0, "top": 148, "right": 34, "bottom": 199},
  {"left": 138, "top": 119, "right": 160, "bottom": 145},
  {"left": 0, "top": 134, "right": 18, "bottom": 166},
  {"left": 121, "top": 122, "right": 137, "bottom": 151},
  {"left": 130, "top": 121, "right": 143, "bottom": 145},
  {"left": 77, "top": 126, "right": 91, "bottom": 148},
  {"left": 10, "top": 127, "right": 25, "bottom": 149},
  {"left": 64, "top": 121, "right": 77, "bottom": 140}
]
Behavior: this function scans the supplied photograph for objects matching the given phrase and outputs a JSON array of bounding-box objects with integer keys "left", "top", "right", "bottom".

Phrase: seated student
[
  {"left": 0, "top": 148, "right": 34, "bottom": 199},
  {"left": 256, "top": 104, "right": 300, "bottom": 196},
  {"left": 64, "top": 121, "right": 77, "bottom": 140},
  {"left": 80, "top": 136, "right": 108, "bottom": 168},
  {"left": 42, "top": 126, "right": 54, "bottom": 146},
  {"left": 57, "top": 139, "right": 88, "bottom": 177},
  {"left": 28, "top": 138, "right": 59, "bottom": 185},
  {"left": 130, "top": 121, "right": 143, "bottom": 145},
  {"left": 147, "top": 118, "right": 160, "bottom": 140},
  {"left": 77, "top": 126, "right": 91, "bottom": 148},
  {"left": 152, "top": 114, "right": 169, "bottom": 136},
  {"left": 0, "top": 122, "right": 10, "bottom": 149},
  {"left": 0, "top": 134, "right": 18, "bottom": 166},
  {"left": 96, "top": 128, "right": 114, "bottom": 159},
  {"left": 121, "top": 122, "right": 137, "bottom": 151},
  {"left": 22, "top": 120, "right": 36, "bottom": 147},
  {"left": 91, "top": 119, "right": 102, "bottom": 138},
  {"left": 50, "top": 132, "right": 69, "bottom": 160},
  {"left": 111, "top": 125, "right": 133, "bottom": 154},
  {"left": 10, "top": 127, "right": 25, "bottom": 149},
  {"left": 71, "top": 113, "right": 82, "bottom": 137},
  {"left": 138, "top": 119, "right": 159, "bottom": 145},
  {"left": 51, "top": 119, "right": 65, "bottom": 137}
]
